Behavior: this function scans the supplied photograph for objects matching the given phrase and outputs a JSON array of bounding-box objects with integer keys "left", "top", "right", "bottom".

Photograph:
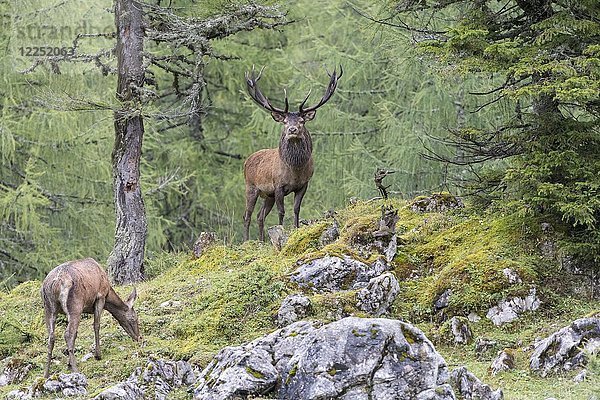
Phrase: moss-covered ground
[{"left": 0, "top": 197, "right": 598, "bottom": 399}]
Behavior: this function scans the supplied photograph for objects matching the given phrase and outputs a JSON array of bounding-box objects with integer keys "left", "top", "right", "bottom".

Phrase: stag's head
[{"left": 245, "top": 65, "right": 343, "bottom": 142}]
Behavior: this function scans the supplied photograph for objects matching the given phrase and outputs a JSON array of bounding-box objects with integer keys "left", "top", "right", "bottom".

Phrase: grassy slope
[{"left": 0, "top": 198, "right": 598, "bottom": 399}]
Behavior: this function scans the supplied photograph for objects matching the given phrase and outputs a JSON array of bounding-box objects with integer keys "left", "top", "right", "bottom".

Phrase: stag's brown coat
[{"left": 41, "top": 258, "right": 141, "bottom": 377}]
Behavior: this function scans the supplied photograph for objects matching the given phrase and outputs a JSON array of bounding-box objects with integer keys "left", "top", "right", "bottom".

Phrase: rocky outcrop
[
  {"left": 194, "top": 317, "right": 456, "bottom": 400},
  {"left": 446, "top": 317, "right": 473, "bottom": 345},
  {"left": 450, "top": 367, "right": 503, "bottom": 400},
  {"left": 277, "top": 294, "right": 311, "bottom": 327},
  {"left": 319, "top": 219, "right": 340, "bottom": 247},
  {"left": 95, "top": 359, "right": 196, "bottom": 400},
  {"left": 291, "top": 255, "right": 389, "bottom": 293},
  {"left": 529, "top": 317, "right": 600, "bottom": 376},
  {"left": 356, "top": 272, "right": 400, "bottom": 316},
  {"left": 486, "top": 288, "right": 541, "bottom": 326},
  {"left": 7, "top": 373, "right": 87, "bottom": 399}
]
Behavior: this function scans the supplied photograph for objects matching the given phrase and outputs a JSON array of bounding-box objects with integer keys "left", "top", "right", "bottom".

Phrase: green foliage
[{"left": 388, "top": 1, "right": 600, "bottom": 269}]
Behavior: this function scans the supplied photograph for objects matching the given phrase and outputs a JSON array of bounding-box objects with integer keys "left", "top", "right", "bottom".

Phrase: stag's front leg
[
  {"left": 64, "top": 311, "right": 82, "bottom": 373},
  {"left": 257, "top": 196, "right": 275, "bottom": 241},
  {"left": 275, "top": 188, "right": 285, "bottom": 225},
  {"left": 93, "top": 298, "right": 105, "bottom": 360},
  {"left": 243, "top": 186, "right": 259, "bottom": 241},
  {"left": 293, "top": 185, "right": 308, "bottom": 228},
  {"left": 44, "top": 308, "right": 57, "bottom": 378}
]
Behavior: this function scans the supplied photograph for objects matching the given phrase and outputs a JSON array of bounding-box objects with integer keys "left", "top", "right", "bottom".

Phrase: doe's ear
[
  {"left": 126, "top": 287, "right": 137, "bottom": 308},
  {"left": 303, "top": 110, "right": 316, "bottom": 121},
  {"left": 271, "top": 112, "right": 286, "bottom": 123}
]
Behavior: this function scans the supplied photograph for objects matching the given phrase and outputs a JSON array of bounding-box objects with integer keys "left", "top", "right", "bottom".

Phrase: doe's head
[{"left": 119, "top": 287, "right": 142, "bottom": 342}]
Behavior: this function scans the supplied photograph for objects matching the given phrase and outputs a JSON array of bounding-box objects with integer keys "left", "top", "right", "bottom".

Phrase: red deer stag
[
  {"left": 243, "top": 65, "right": 343, "bottom": 241},
  {"left": 41, "top": 258, "right": 141, "bottom": 378}
]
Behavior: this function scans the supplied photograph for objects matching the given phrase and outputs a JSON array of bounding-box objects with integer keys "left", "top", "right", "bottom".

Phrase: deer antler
[
  {"left": 245, "top": 65, "right": 289, "bottom": 114},
  {"left": 299, "top": 65, "right": 343, "bottom": 114}
]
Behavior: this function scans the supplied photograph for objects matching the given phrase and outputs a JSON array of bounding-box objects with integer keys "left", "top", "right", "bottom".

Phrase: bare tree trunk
[{"left": 108, "top": 0, "right": 146, "bottom": 284}]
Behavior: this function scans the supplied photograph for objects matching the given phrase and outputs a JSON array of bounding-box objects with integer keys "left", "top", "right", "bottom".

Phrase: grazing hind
[{"left": 41, "top": 258, "right": 141, "bottom": 377}]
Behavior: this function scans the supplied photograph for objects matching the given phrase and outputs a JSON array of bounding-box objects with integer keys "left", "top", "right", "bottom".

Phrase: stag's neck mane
[{"left": 279, "top": 132, "right": 312, "bottom": 168}]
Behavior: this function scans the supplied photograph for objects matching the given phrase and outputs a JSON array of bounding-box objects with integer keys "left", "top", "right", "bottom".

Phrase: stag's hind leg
[
  {"left": 257, "top": 196, "right": 275, "bottom": 241},
  {"left": 243, "top": 186, "right": 259, "bottom": 241}
]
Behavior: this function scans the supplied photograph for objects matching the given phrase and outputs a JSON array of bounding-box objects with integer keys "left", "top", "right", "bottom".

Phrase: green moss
[
  {"left": 282, "top": 222, "right": 329, "bottom": 256},
  {"left": 246, "top": 366, "right": 265, "bottom": 379},
  {"left": 328, "top": 367, "right": 337, "bottom": 376}
]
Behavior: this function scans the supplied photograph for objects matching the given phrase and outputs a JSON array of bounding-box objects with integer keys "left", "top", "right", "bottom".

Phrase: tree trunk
[{"left": 108, "top": 0, "right": 147, "bottom": 284}]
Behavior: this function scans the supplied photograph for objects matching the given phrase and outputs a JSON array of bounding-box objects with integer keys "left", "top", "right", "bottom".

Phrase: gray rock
[
  {"left": 192, "top": 231, "right": 217, "bottom": 258},
  {"left": 573, "top": 369, "right": 587, "bottom": 382},
  {"left": 449, "top": 317, "right": 473, "bottom": 345},
  {"left": 475, "top": 338, "right": 498, "bottom": 357},
  {"left": 268, "top": 225, "right": 288, "bottom": 251},
  {"left": 467, "top": 312, "right": 481, "bottom": 323},
  {"left": 502, "top": 268, "right": 522, "bottom": 284},
  {"left": 40, "top": 373, "right": 87, "bottom": 397},
  {"left": 81, "top": 352, "right": 95, "bottom": 363},
  {"left": 490, "top": 350, "right": 515, "bottom": 375},
  {"left": 6, "top": 389, "right": 30, "bottom": 400},
  {"left": 356, "top": 272, "right": 400, "bottom": 316},
  {"left": 0, "top": 358, "right": 32, "bottom": 387},
  {"left": 195, "top": 321, "right": 320, "bottom": 400},
  {"left": 530, "top": 317, "right": 600, "bottom": 376},
  {"left": 486, "top": 288, "right": 541, "bottom": 326},
  {"left": 450, "top": 366, "right": 503, "bottom": 400},
  {"left": 277, "top": 294, "right": 311, "bottom": 327},
  {"left": 195, "top": 317, "right": 456, "bottom": 400},
  {"left": 385, "top": 234, "right": 398, "bottom": 263},
  {"left": 319, "top": 219, "right": 340, "bottom": 247},
  {"left": 95, "top": 359, "right": 196, "bottom": 400},
  {"left": 434, "top": 289, "right": 452, "bottom": 310},
  {"left": 94, "top": 381, "right": 144, "bottom": 400},
  {"left": 291, "top": 255, "right": 389, "bottom": 293}
]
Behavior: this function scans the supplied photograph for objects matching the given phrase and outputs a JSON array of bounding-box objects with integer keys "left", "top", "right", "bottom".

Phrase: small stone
[
  {"left": 467, "top": 312, "right": 481, "bottom": 323},
  {"left": 502, "top": 268, "right": 522, "bottom": 284},
  {"left": 450, "top": 317, "right": 473, "bottom": 345},
  {"left": 491, "top": 350, "right": 515, "bottom": 375},
  {"left": 81, "top": 353, "right": 95, "bottom": 363},
  {"left": 319, "top": 220, "right": 340, "bottom": 247},
  {"left": 356, "top": 272, "right": 400, "bottom": 316},
  {"left": 159, "top": 300, "right": 182, "bottom": 309},
  {"left": 434, "top": 289, "right": 452, "bottom": 310},
  {"left": 267, "top": 225, "right": 288, "bottom": 251},
  {"left": 450, "top": 366, "right": 503, "bottom": 400},
  {"left": 486, "top": 288, "right": 541, "bottom": 326},
  {"left": 192, "top": 232, "right": 217, "bottom": 258},
  {"left": 475, "top": 338, "right": 498, "bottom": 357},
  {"left": 573, "top": 369, "right": 587, "bottom": 382},
  {"left": 277, "top": 294, "right": 311, "bottom": 327}
]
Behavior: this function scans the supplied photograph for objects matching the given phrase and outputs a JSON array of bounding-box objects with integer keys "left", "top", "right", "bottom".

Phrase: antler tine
[
  {"left": 283, "top": 88, "right": 289, "bottom": 113},
  {"left": 245, "top": 65, "right": 286, "bottom": 114},
  {"left": 299, "top": 89, "right": 312, "bottom": 113},
  {"left": 300, "top": 65, "right": 343, "bottom": 114}
]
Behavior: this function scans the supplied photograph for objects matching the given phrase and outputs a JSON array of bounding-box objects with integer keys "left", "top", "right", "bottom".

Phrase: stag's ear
[
  {"left": 126, "top": 287, "right": 137, "bottom": 308},
  {"left": 271, "top": 112, "right": 286, "bottom": 123},
  {"left": 303, "top": 110, "right": 316, "bottom": 121}
]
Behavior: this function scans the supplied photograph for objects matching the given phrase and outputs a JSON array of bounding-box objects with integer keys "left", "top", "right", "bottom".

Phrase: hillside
[{"left": 1, "top": 197, "right": 599, "bottom": 399}]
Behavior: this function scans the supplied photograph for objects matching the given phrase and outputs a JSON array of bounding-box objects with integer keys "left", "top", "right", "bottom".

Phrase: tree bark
[{"left": 108, "top": 0, "right": 147, "bottom": 284}]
